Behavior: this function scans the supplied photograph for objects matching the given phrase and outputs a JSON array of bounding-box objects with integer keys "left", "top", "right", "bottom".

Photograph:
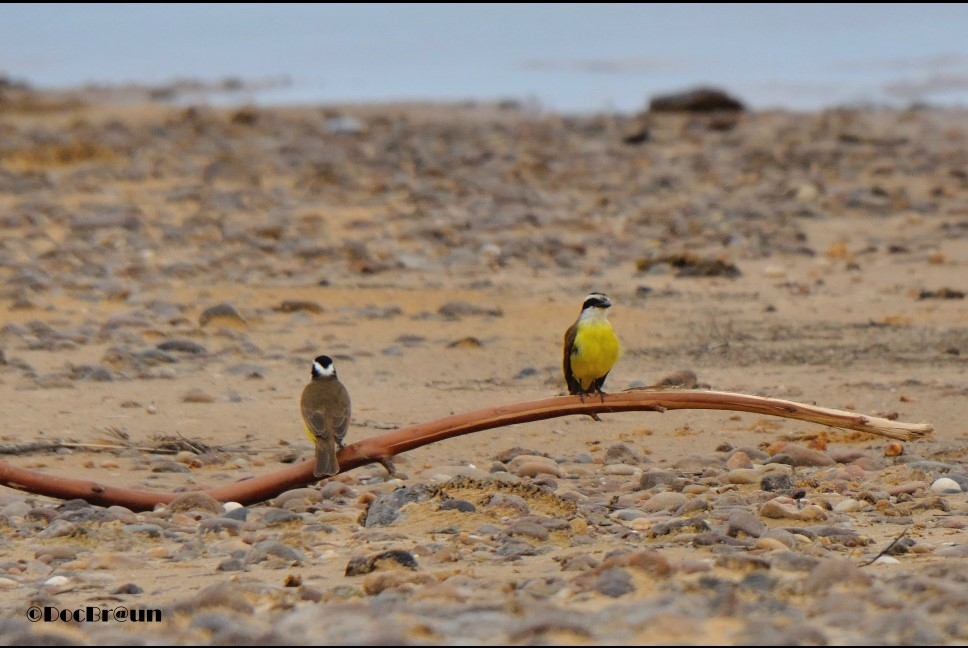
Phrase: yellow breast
[{"left": 571, "top": 319, "right": 621, "bottom": 390}]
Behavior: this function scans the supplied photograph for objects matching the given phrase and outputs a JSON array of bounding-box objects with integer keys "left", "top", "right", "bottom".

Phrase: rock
[
  {"left": 508, "top": 519, "right": 549, "bottom": 541},
  {"left": 157, "top": 339, "right": 208, "bottom": 354},
  {"left": 345, "top": 550, "right": 419, "bottom": 576},
  {"left": 639, "top": 470, "right": 683, "bottom": 490},
  {"left": 649, "top": 86, "right": 745, "bottom": 113},
  {"left": 641, "top": 491, "right": 687, "bottom": 513},
  {"left": 199, "top": 303, "right": 246, "bottom": 327},
  {"left": 245, "top": 540, "right": 305, "bottom": 565},
  {"left": 725, "top": 510, "right": 766, "bottom": 538},
  {"left": 725, "top": 451, "right": 754, "bottom": 469},
  {"left": 167, "top": 492, "right": 224, "bottom": 514},
  {"left": 766, "top": 443, "right": 835, "bottom": 467},
  {"left": 362, "top": 484, "right": 437, "bottom": 527},
  {"left": 603, "top": 442, "right": 643, "bottom": 465},
  {"left": 931, "top": 477, "right": 962, "bottom": 493},
  {"left": 759, "top": 497, "right": 827, "bottom": 521},
  {"left": 437, "top": 301, "right": 503, "bottom": 318},
  {"left": 582, "top": 567, "right": 635, "bottom": 598}
]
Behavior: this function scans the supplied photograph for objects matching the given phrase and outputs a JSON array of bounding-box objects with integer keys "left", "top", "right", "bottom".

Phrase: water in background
[{"left": 3, "top": 3, "right": 968, "bottom": 113}]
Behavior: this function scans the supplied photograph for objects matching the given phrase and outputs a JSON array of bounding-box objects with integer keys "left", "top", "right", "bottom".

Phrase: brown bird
[{"left": 300, "top": 355, "right": 351, "bottom": 477}]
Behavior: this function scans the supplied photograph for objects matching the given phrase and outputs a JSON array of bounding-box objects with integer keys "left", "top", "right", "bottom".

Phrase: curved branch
[{"left": 0, "top": 390, "right": 932, "bottom": 512}]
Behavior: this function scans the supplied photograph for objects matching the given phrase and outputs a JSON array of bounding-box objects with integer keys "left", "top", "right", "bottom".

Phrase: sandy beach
[{"left": 0, "top": 82, "right": 967, "bottom": 644}]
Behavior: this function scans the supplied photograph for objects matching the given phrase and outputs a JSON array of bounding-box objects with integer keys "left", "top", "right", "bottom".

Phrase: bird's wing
[
  {"left": 304, "top": 409, "right": 332, "bottom": 441},
  {"left": 562, "top": 322, "right": 581, "bottom": 394},
  {"left": 332, "top": 397, "right": 351, "bottom": 434}
]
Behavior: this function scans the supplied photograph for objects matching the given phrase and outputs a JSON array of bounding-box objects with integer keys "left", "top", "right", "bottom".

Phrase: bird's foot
[{"left": 573, "top": 390, "right": 602, "bottom": 421}]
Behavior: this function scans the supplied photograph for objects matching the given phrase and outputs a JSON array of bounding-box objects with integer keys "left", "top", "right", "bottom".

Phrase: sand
[{"left": 0, "top": 84, "right": 966, "bottom": 644}]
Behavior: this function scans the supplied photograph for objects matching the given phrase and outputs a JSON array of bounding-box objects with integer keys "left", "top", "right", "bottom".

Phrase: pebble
[
  {"left": 510, "top": 461, "right": 561, "bottom": 478},
  {"left": 930, "top": 477, "right": 962, "bottom": 494},
  {"left": 759, "top": 498, "right": 828, "bottom": 521},
  {"left": 168, "top": 492, "right": 224, "bottom": 514},
  {"left": 934, "top": 544, "right": 968, "bottom": 558},
  {"left": 639, "top": 470, "right": 683, "bottom": 490},
  {"left": 753, "top": 537, "right": 790, "bottom": 551},
  {"left": 833, "top": 498, "right": 866, "bottom": 513},
  {"left": 275, "top": 488, "right": 324, "bottom": 506},
  {"left": 345, "top": 550, "right": 419, "bottom": 576},
  {"left": 888, "top": 481, "right": 928, "bottom": 496},
  {"left": 361, "top": 570, "right": 434, "bottom": 595},
  {"left": 199, "top": 303, "right": 247, "bottom": 327},
  {"left": 760, "top": 472, "right": 795, "bottom": 492},
  {"left": 1, "top": 501, "right": 31, "bottom": 518},
  {"left": 122, "top": 523, "right": 163, "bottom": 537},
  {"left": 725, "top": 451, "right": 754, "bottom": 469},
  {"left": 507, "top": 519, "right": 549, "bottom": 541},
  {"left": 724, "top": 464, "right": 791, "bottom": 485},
  {"left": 37, "top": 520, "right": 79, "bottom": 539},
  {"left": 157, "top": 339, "right": 208, "bottom": 354},
  {"left": 437, "top": 301, "right": 502, "bottom": 318},
  {"left": 609, "top": 508, "right": 647, "bottom": 522},
  {"left": 362, "top": 484, "right": 437, "bottom": 527},
  {"left": 439, "top": 499, "right": 476, "bottom": 513},
  {"left": 641, "top": 491, "right": 688, "bottom": 513},
  {"left": 245, "top": 540, "right": 305, "bottom": 566},
  {"left": 725, "top": 510, "right": 766, "bottom": 538},
  {"left": 603, "top": 442, "right": 644, "bottom": 465},
  {"left": 766, "top": 443, "right": 835, "bottom": 467},
  {"left": 181, "top": 388, "right": 216, "bottom": 403},
  {"left": 198, "top": 518, "right": 244, "bottom": 535},
  {"left": 602, "top": 463, "right": 639, "bottom": 476},
  {"left": 585, "top": 568, "right": 635, "bottom": 598}
]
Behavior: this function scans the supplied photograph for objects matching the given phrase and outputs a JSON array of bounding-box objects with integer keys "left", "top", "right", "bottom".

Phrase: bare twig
[
  {"left": 0, "top": 440, "right": 154, "bottom": 455},
  {"left": 860, "top": 527, "right": 910, "bottom": 566},
  {"left": 149, "top": 433, "right": 213, "bottom": 455},
  {"left": 0, "top": 390, "right": 933, "bottom": 512},
  {"left": 0, "top": 441, "right": 75, "bottom": 455},
  {"left": 0, "top": 439, "right": 218, "bottom": 456}
]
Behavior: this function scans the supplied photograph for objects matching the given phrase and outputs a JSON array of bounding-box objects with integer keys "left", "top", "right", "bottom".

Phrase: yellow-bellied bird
[{"left": 563, "top": 293, "right": 621, "bottom": 400}]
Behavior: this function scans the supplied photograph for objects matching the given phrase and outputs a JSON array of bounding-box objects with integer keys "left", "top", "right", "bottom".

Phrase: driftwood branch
[{"left": 0, "top": 390, "right": 932, "bottom": 512}]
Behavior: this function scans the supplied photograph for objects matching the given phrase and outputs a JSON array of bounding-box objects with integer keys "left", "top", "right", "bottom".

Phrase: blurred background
[{"left": 3, "top": 3, "right": 968, "bottom": 112}]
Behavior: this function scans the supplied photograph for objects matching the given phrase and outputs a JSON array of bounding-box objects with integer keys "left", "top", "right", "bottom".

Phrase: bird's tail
[{"left": 314, "top": 437, "right": 339, "bottom": 477}]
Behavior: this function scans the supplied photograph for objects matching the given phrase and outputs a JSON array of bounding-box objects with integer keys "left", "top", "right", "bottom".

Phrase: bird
[
  {"left": 300, "top": 354, "right": 351, "bottom": 477},
  {"left": 563, "top": 292, "right": 621, "bottom": 403}
]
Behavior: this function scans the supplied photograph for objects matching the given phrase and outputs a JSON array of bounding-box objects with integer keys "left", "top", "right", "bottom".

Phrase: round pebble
[{"left": 930, "top": 478, "right": 962, "bottom": 494}]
